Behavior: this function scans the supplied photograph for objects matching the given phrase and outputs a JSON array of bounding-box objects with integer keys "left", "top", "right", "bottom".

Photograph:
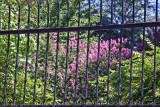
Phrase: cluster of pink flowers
[
  {"left": 19, "top": 32, "right": 132, "bottom": 100},
  {"left": 47, "top": 33, "right": 132, "bottom": 98}
]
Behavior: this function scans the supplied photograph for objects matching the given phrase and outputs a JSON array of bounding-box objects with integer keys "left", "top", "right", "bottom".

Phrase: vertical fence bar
[
  {"left": 13, "top": 0, "right": 20, "bottom": 105},
  {"left": 129, "top": 0, "right": 134, "bottom": 106},
  {"left": 153, "top": 0, "right": 158, "bottom": 105},
  {"left": 118, "top": 0, "right": 124, "bottom": 106},
  {"left": 23, "top": 0, "right": 30, "bottom": 105},
  {"left": 74, "top": 0, "right": 81, "bottom": 105},
  {"left": 3, "top": 0, "right": 10, "bottom": 105},
  {"left": 64, "top": 0, "right": 70, "bottom": 105},
  {"left": 107, "top": 0, "right": 113, "bottom": 106},
  {"left": 96, "top": 0, "right": 102, "bottom": 105},
  {"left": 53, "top": 0, "right": 59, "bottom": 106},
  {"left": 0, "top": 1, "right": 1, "bottom": 30},
  {"left": 85, "top": 0, "right": 91, "bottom": 105},
  {"left": 141, "top": 0, "right": 146, "bottom": 106},
  {"left": 33, "top": 0, "right": 40, "bottom": 105},
  {"left": 43, "top": 0, "right": 50, "bottom": 105}
]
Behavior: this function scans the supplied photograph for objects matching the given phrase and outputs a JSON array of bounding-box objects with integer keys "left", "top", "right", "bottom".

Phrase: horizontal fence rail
[
  {"left": 0, "top": 0, "right": 159, "bottom": 107},
  {"left": 0, "top": 22, "right": 160, "bottom": 35}
]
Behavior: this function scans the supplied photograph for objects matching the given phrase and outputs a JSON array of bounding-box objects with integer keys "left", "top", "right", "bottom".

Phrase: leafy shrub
[
  {"left": 1, "top": 30, "right": 160, "bottom": 105},
  {"left": 14, "top": 32, "right": 132, "bottom": 104}
]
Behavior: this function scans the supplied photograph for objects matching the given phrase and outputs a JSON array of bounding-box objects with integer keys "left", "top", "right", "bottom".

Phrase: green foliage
[
  {"left": 89, "top": 44, "right": 160, "bottom": 104},
  {"left": 0, "top": 71, "right": 53, "bottom": 105}
]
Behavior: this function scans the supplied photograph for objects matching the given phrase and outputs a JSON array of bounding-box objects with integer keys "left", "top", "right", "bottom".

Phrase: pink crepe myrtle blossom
[
  {"left": 91, "top": 74, "right": 94, "bottom": 78},
  {"left": 60, "top": 77, "right": 63, "bottom": 83},
  {"left": 70, "top": 37, "right": 75, "bottom": 41},
  {"left": 53, "top": 40, "right": 56, "bottom": 43},
  {"left": 40, "top": 67, "right": 44, "bottom": 71},
  {"left": 70, "top": 79, "right": 76, "bottom": 87},
  {"left": 50, "top": 40, "right": 54, "bottom": 42},
  {"left": 78, "top": 68, "right": 82, "bottom": 71},
  {"left": 58, "top": 72, "right": 62, "bottom": 76},
  {"left": 49, "top": 68, "right": 52, "bottom": 70},
  {"left": 72, "top": 74, "right": 75, "bottom": 77},
  {"left": 68, "top": 69, "right": 71, "bottom": 73},
  {"left": 71, "top": 83, "right": 74, "bottom": 87},
  {"left": 50, "top": 88, "right": 53, "bottom": 91},
  {"left": 67, "top": 96, "right": 71, "bottom": 99},
  {"left": 70, "top": 78, "right": 75, "bottom": 83},
  {"left": 33, "top": 39, "right": 36, "bottom": 42},
  {"left": 71, "top": 63, "right": 75, "bottom": 67},
  {"left": 59, "top": 43, "right": 63, "bottom": 46},
  {"left": 52, "top": 52, "right": 56, "bottom": 55},
  {"left": 48, "top": 61, "right": 51, "bottom": 64},
  {"left": 52, "top": 36, "right": 57, "bottom": 38},
  {"left": 51, "top": 32, "right": 56, "bottom": 36},
  {"left": 62, "top": 69, "right": 65, "bottom": 72},
  {"left": 82, "top": 84, "right": 85, "bottom": 88},
  {"left": 68, "top": 87, "right": 71, "bottom": 89},
  {"left": 71, "top": 68, "right": 75, "bottom": 73},
  {"left": 49, "top": 71, "right": 53, "bottom": 75},
  {"left": 62, "top": 48, "right": 66, "bottom": 54},
  {"left": 33, "top": 56, "right": 36, "bottom": 59},
  {"left": 24, "top": 61, "right": 27, "bottom": 64},
  {"left": 118, "top": 37, "right": 124, "bottom": 42},
  {"left": 27, "top": 66, "right": 31, "bottom": 69},
  {"left": 72, "top": 32, "right": 75, "bottom": 36},
  {"left": 79, "top": 64, "right": 82, "bottom": 67},
  {"left": 18, "top": 63, "right": 21, "bottom": 66},
  {"left": 76, "top": 85, "right": 79, "bottom": 88},
  {"left": 78, "top": 71, "right": 80, "bottom": 74},
  {"left": 124, "top": 38, "right": 127, "bottom": 42}
]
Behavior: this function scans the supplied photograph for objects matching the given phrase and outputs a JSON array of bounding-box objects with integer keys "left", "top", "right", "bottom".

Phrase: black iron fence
[{"left": 0, "top": 0, "right": 160, "bottom": 107}]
